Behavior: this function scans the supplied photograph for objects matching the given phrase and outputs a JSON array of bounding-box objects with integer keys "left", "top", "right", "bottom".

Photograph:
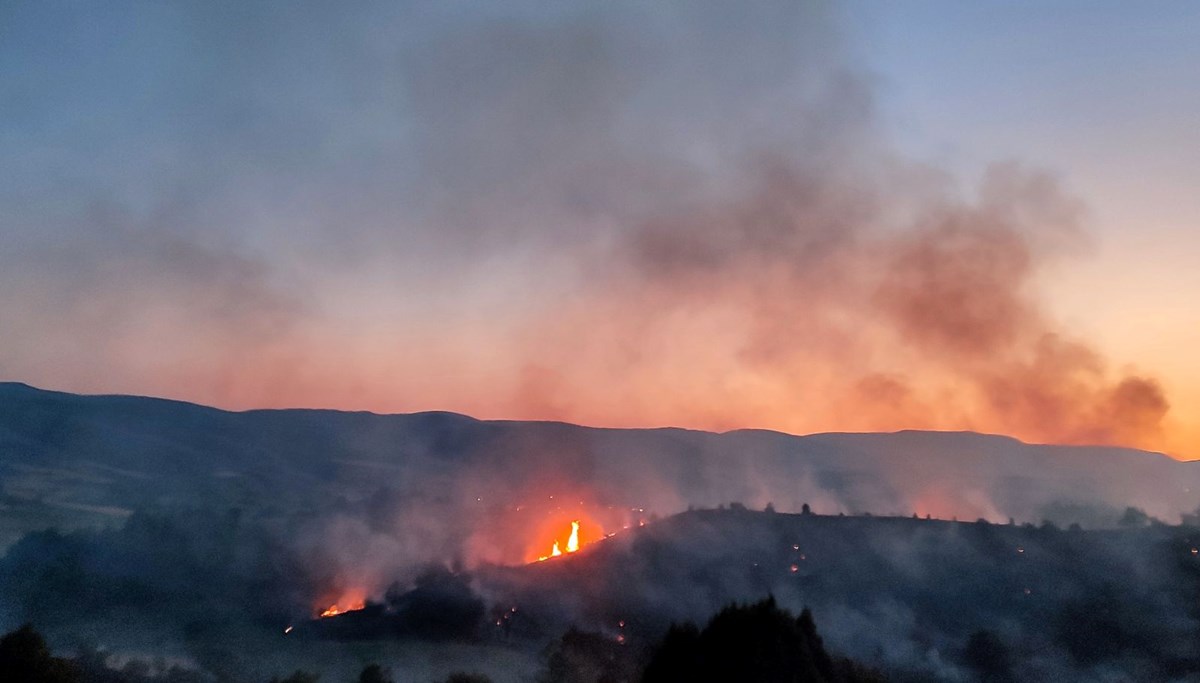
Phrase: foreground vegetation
[{"left": 4, "top": 598, "right": 879, "bottom": 683}]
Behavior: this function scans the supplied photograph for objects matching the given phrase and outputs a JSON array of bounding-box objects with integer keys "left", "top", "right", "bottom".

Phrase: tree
[
  {"left": 641, "top": 598, "right": 881, "bottom": 683},
  {"left": 440, "top": 674, "right": 493, "bottom": 683},
  {"left": 1118, "top": 506, "right": 1150, "bottom": 528},
  {"left": 700, "top": 597, "right": 825, "bottom": 682},
  {"left": 1181, "top": 505, "right": 1200, "bottom": 527},
  {"left": 540, "top": 627, "right": 637, "bottom": 683},
  {"left": 801, "top": 503, "right": 812, "bottom": 515},
  {"left": 641, "top": 624, "right": 701, "bottom": 683},
  {"left": 0, "top": 624, "right": 80, "bottom": 683},
  {"left": 358, "top": 664, "right": 393, "bottom": 683},
  {"left": 270, "top": 671, "right": 320, "bottom": 683},
  {"left": 963, "top": 630, "right": 1013, "bottom": 683}
]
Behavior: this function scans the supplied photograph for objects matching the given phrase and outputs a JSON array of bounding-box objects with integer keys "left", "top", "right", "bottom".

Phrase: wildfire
[
  {"left": 317, "top": 589, "right": 367, "bottom": 618},
  {"left": 537, "top": 520, "right": 583, "bottom": 562},
  {"left": 519, "top": 506, "right": 607, "bottom": 564},
  {"left": 319, "top": 600, "right": 365, "bottom": 618},
  {"left": 567, "top": 520, "right": 580, "bottom": 552}
]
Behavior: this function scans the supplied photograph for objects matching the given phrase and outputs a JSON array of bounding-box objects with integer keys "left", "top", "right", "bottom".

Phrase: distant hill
[{"left": 1, "top": 381, "right": 1197, "bottom": 552}]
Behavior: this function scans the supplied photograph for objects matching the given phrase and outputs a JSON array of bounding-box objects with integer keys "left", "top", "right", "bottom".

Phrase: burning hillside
[
  {"left": 318, "top": 594, "right": 366, "bottom": 619},
  {"left": 5, "top": 487, "right": 1200, "bottom": 682},
  {"left": 536, "top": 519, "right": 581, "bottom": 562},
  {"left": 265, "top": 505, "right": 1200, "bottom": 681},
  {"left": 528, "top": 515, "right": 617, "bottom": 563}
]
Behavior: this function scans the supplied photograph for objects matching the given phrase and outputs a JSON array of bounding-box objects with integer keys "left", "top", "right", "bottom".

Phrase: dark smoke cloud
[
  {"left": 437, "top": 8, "right": 1169, "bottom": 448},
  {"left": 0, "top": 0, "right": 1171, "bottom": 449}
]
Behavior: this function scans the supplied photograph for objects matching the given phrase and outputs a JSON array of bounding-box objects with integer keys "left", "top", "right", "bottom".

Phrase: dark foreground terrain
[{"left": 3, "top": 507, "right": 1199, "bottom": 682}]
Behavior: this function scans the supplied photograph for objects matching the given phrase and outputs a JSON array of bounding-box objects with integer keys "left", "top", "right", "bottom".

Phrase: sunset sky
[{"left": 2, "top": 1, "right": 1198, "bottom": 457}]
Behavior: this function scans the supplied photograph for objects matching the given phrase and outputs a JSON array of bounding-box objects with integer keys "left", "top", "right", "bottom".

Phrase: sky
[{"left": 1, "top": 1, "right": 1197, "bottom": 457}]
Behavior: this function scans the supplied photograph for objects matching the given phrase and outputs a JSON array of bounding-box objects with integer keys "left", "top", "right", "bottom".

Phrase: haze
[{"left": 2, "top": 1, "right": 1197, "bottom": 457}]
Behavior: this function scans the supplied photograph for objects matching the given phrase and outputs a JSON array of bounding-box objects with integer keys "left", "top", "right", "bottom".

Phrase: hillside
[
  {"left": 1, "top": 382, "right": 1196, "bottom": 550},
  {"left": 8, "top": 501, "right": 1194, "bottom": 682},
  {"left": 441, "top": 509, "right": 1200, "bottom": 680}
]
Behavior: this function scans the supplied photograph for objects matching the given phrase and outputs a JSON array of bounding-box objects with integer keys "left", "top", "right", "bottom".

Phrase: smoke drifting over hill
[
  {"left": 0, "top": 1, "right": 1175, "bottom": 452},
  {"left": 3, "top": 2, "right": 1198, "bottom": 681},
  {"left": 1, "top": 384, "right": 1198, "bottom": 680},
  {"left": 438, "top": 2, "right": 1169, "bottom": 449}
]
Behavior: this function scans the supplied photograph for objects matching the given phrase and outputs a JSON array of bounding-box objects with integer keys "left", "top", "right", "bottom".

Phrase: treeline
[{"left": 2, "top": 599, "right": 879, "bottom": 683}]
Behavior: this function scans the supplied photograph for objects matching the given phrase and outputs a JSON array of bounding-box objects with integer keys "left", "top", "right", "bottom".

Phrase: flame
[
  {"left": 536, "top": 520, "right": 586, "bottom": 562},
  {"left": 317, "top": 588, "right": 367, "bottom": 618},
  {"left": 319, "top": 600, "right": 365, "bottom": 618},
  {"left": 566, "top": 520, "right": 580, "bottom": 552}
]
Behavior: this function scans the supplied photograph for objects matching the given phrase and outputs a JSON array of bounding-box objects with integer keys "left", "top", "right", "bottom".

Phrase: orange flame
[
  {"left": 319, "top": 600, "right": 365, "bottom": 618},
  {"left": 537, "top": 520, "right": 584, "bottom": 562},
  {"left": 317, "top": 589, "right": 367, "bottom": 618},
  {"left": 566, "top": 520, "right": 580, "bottom": 552}
]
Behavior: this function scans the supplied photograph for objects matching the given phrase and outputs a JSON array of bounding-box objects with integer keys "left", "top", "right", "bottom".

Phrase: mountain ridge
[
  {"left": 0, "top": 381, "right": 1182, "bottom": 460},
  {"left": 0, "top": 381, "right": 1197, "bottom": 555}
]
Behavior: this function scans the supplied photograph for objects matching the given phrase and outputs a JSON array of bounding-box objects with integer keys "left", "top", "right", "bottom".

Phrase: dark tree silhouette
[
  {"left": 641, "top": 598, "right": 880, "bottom": 683},
  {"left": 1181, "top": 505, "right": 1200, "bottom": 527},
  {"left": 269, "top": 671, "right": 320, "bottom": 683},
  {"left": 963, "top": 630, "right": 1014, "bottom": 683},
  {"left": 1054, "top": 585, "right": 1154, "bottom": 665},
  {"left": 0, "top": 624, "right": 80, "bottom": 683},
  {"left": 440, "top": 674, "right": 493, "bottom": 683},
  {"left": 540, "top": 627, "right": 637, "bottom": 683},
  {"left": 640, "top": 624, "right": 701, "bottom": 683},
  {"left": 357, "top": 663, "right": 393, "bottom": 683},
  {"left": 1119, "top": 507, "right": 1150, "bottom": 528}
]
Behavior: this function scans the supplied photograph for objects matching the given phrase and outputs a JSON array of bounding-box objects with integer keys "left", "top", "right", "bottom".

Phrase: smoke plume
[{"left": 0, "top": 0, "right": 1171, "bottom": 450}]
